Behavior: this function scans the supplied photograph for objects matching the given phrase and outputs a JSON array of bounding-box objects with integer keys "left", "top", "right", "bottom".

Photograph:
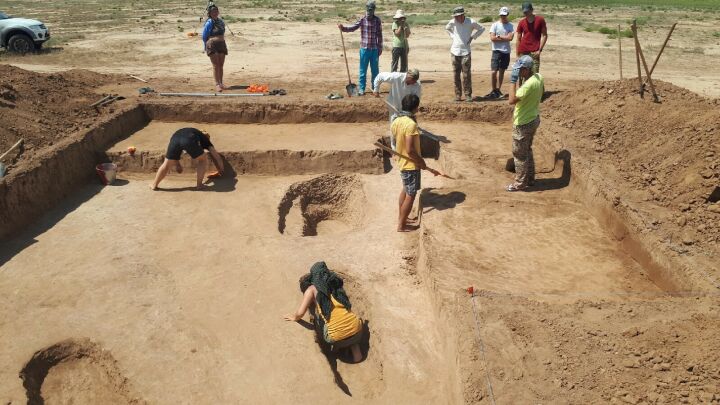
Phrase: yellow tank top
[{"left": 317, "top": 295, "right": 363, "bottom": 342}]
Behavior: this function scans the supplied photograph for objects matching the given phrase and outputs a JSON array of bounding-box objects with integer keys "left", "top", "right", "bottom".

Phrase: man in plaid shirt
[{"left": 338, "top": 1, "right": 383, "bottom": 95}]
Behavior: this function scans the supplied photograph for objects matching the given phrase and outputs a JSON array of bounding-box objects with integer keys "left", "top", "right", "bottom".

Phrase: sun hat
[
  {"left": 452, "top": 6, "right": 465, "bottom": 17},
  {"left": 393, "top": 9, "right": 406, "bottom": 19},
  {"left": 512, "top": 55, "right": 534, "bottom": 70},
  {"left": 499, "top": 7, "right": 510, "bottom": 16},
  {"left": 406, "top": 68, "right": 420, "bottom": 80},
  {"left": 522, "top": 2, "right": 533, "bottom": 12}
]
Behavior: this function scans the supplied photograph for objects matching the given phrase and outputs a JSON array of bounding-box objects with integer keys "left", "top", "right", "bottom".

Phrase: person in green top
[
  {"left": 507, "top": 55, "right": 544, "bottom": 191},
  {"left": 391, "top": 9, "right": 411, "bottom": 72}
]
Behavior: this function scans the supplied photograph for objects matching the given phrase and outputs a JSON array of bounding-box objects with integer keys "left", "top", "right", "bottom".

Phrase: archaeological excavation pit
[{"left": 1, "top": 99, "right": 714, "bottom": 405}]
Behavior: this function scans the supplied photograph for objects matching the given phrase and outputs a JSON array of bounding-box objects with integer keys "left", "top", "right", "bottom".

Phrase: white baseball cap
[{"left": 499, "top": 7, "right": 510, "bottom": 16}]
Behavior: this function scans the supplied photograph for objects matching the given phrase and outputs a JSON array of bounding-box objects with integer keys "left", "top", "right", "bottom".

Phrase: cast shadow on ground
[
  {"left": 227, "top": 85, "right": 249, "bottom": 90},
  {"left": 542, "top": 90, "right": 563, "bottom": 102},
  {"left": 109, "top": 179, "right": 129, "bottom": 186},
  {"left": 0, "top": 183, "right": 103, "bottom": 267},
  {"left": 306, "top": 309, "right": 371, "bottom": 397},
  {"left": 419, "top": 79, "right": 435, "bottom": 84},
  {"left": 420, "top": 188, "right": 466, "bottom": 214},
  {"left": 421, "top": 129, "right": 450, "bottom": 144},
  {"left": 160, "top": 155, "right": 238, "bottom": 192},
  {"left": 529, "top": 149, "right": 571, "bottom": 191}
]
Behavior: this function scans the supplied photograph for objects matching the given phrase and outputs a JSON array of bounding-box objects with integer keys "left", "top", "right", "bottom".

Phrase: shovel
[
  {"left": 340, "top": 31, "right": 358, "bottom": 97},
  {"left": 374, "top": 142, "right": 455, "bottom": 179}
]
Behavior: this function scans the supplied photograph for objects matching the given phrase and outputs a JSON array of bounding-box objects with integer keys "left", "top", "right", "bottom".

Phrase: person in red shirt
[{"left": 516, "top": 2, "right": 547, "bottom": 73}]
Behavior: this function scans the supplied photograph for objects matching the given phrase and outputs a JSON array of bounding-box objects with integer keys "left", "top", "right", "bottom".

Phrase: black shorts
[
  {"left": 491, "top": 50, "right": 510, "bottom": 71},
  {"left": 166, "top": 128, "right": 213, "bottom": 160}
]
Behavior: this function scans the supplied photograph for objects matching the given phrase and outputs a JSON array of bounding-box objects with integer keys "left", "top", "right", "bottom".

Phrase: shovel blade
[{"left": 346, "top": 83, "right": 358, "bottom": 97}]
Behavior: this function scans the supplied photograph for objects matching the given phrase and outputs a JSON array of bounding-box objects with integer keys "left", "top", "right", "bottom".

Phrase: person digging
[
  {"left": 285, "top": 262, "right": 364, "bottom": 363},
  {"left": 392, "top": 94, "right": 440, "bottom": 232},
  {"left": 150, "top": 127, "right": 224, "bottom": 191}
]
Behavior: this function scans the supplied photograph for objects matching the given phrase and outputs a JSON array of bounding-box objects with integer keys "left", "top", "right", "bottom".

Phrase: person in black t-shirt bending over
[{"left": 150, "top": 127, "right": 224, "bottom": 190}]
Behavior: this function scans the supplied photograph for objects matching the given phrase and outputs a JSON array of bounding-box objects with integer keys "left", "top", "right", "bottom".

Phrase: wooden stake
[
  {"left": 632, "top": 21, "right": 643, "bottom": 98},
  {"left": 129, "top": 75, "right": 148, "bottom": 83},
  {"left": 642, "top": 22, "right": 677, "bottom": 89},
  {"left": 617, "top": 25, "right": 623, "bottom": 80},
  {"left": 632, "top": 24, "right": 660, "bottom": 103},
  {"left": 0, "top": 139, "right": 24, "bottom": 162}
]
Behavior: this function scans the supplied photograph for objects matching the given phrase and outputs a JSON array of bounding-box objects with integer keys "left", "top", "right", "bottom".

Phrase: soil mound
[
  {"left": 544, "top": 79, "right": 720, "bottom": 253},
  {"left": 19, "top": 338, "right": 144, "bottom": 405},
  {"left": 278, "top": 174, "right": 365, "bottom": 236},
  {"left": 0, "top": 65, "right": 118, "bottom": 171}
]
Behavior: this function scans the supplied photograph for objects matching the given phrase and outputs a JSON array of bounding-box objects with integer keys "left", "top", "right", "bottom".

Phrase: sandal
[
  {"left": 506, "top": 183, "right": 527, "bottom": 192},
  {"left": 216, "top": 85, "right": 223, "bottom": 93}
]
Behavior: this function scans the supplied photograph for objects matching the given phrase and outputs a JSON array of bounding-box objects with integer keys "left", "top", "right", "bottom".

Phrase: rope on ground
[{"left": 469, "top": 292, "right": 497, "bottom": 405}]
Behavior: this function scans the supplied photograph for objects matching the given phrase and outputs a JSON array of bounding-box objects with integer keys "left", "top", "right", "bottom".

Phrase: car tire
[
  {"left": 7, "top": 33, "right": 34, "bottom": 54},
  {"left": 34, "top": 41, "right": 43, "bottom": 51}
]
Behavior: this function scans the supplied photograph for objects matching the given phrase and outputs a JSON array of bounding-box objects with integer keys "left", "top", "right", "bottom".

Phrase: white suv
[{"left": 0, "top": 11, "right": 50, "bottom": 53}]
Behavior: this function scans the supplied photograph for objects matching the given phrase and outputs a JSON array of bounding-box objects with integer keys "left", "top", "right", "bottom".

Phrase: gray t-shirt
[{"left": 490, "top": 21, "right": 514, "bottom": 54}]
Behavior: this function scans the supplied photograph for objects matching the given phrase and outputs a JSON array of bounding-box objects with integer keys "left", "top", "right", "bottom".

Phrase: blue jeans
[{"left": 359, "top": 48, "right": 379, "bottom": 93}]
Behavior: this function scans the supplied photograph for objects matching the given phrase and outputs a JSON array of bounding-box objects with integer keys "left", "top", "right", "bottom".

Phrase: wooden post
[
  {"left": 632, "top": 24, "right": 660, "bottom": 103},
  {"left": 632, "top": 21, "right": 643, "bottom": 98},
  {"left": 642, "top": 22, "right": 677, "bottom": 89},
  {"left": 617, "top": 25, "right": 623, "bottom": 80}
]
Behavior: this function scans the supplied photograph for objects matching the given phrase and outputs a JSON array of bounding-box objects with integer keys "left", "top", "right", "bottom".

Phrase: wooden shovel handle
[
  {"left": 373, "top": 142, "right": 453, "bottom": 179},
  {"left": 340, "top": 31, "right": 352, "bottom": 85}
]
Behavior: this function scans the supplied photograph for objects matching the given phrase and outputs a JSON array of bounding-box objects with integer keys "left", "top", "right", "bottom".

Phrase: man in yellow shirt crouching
[{"left": 391, "top": 94, "right": 428, "bottom": 232}]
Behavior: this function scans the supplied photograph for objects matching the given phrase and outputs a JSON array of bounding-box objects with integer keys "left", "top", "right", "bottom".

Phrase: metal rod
[
  {"left": 0, "top": 139, "right": 24, "bottom": 162},
  {"left": 617, "top": 25, "right": 623, "bottom": 80},
  {"left": 633, "top": 25, "right": 660, "bottom": 102},
  {"left": 158, "top": 92, "right": 266, "bottom": 97}
]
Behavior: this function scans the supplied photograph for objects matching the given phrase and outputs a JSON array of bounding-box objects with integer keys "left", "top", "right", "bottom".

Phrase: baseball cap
[
  {"left": 522, "top": 2, "right": 533, "bottom": 12},
  {"left": 512, "top": 55, "right": 534, "bottom": 70},
  {"left": 499, "top": 7, "right": 509, "bottom": 16},
  {"left": 452, "top": 6, "right": 465, "bottom": 17}
]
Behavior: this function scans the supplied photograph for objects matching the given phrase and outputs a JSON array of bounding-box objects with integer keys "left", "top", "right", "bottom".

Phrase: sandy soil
[{"left": 0, "top": 172, "right": 455, "bottom": 404}]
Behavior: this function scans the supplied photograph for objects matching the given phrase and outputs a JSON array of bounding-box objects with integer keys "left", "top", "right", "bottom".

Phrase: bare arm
[
  {"left": 508, "top": 82, "right": 521, "bottom": 105},
  {"left": 516, "top": 31, "right": 523, "bottom": 56},
  {"left": 404, "top": 134, "right": 426, "bottom": 169},
  {"left": 539, "top": 29, "right": 548, "bottom": 53},
  {"left": 207, "top": 146, "right": 224, "bottom": 174},
  {"left": 284, "top": 286, "right": 316, "bottom": 321}
]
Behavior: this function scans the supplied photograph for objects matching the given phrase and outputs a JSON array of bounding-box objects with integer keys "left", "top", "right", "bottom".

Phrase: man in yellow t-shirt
[
  {"left": 507, "top": 54, "right": 544, "bottom": 191},
  {"left": 391, "top": 94, "right": 427, "bottom": 232}
]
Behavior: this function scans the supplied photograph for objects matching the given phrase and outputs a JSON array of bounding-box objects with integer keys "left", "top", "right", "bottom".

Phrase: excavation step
[{"left": 108, "top": 122, "right": 387, "bottom": 175}]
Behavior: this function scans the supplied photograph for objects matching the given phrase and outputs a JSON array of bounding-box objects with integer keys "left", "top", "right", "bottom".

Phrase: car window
[{"left": 0, "top": 12, "right": 8, "bottom": 19}]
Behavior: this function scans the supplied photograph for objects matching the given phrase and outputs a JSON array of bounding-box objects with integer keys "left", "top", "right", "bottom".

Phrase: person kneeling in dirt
[
  {"left": 393, "top": 94, "right": 428, "bottom": 232},
  {"left": 150, "top": 127, "right": 224, "bottom": 191},
  {"left": 507, "top": 55, "right": 544, "bottom": 192},
  {"left": 284, "top": 262, "right": 364, "bottom": 363}
]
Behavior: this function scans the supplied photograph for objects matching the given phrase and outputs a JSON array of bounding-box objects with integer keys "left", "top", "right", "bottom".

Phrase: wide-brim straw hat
[{"left": 393, "top": 9, "right": 406, "bottom": 19}]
